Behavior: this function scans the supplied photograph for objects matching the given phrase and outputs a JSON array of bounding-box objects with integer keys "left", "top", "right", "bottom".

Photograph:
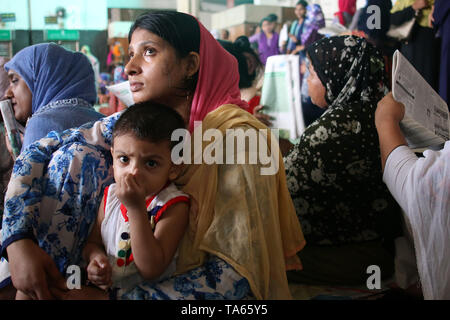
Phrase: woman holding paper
[
  {"left": 3, "top": 43, "right": 103, "bottom": 151},
  {"left": 375, "top": 92, "right": 450, "bottom": 299},
  {"left": 285, "top": 35, "right": 402, "bottom": 285}
]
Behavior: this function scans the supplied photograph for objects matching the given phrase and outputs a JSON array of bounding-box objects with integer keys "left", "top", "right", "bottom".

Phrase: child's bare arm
[
  {"left": 83, "top": 194, "right": 106, "bottom": 262},
  {"left": 127, "top": 201, "right": 189, "bottom": 281},
  {"left": 82, "top": 193, "right": 112, "bottom": 289}
]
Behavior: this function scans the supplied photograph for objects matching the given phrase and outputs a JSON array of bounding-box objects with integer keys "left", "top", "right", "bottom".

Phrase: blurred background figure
[
  {"left": 390, "top": 0, "right": 440, "bottom": 90},
  {"left": 287, "top": 1, "right": 325, "bottom": 58},
  {"left": 81, "top": 45, "right": 101, "bottom": 95},
  {"left": 357, "top": 0, "right": 393, "bottom": 51},
  {"left": 335, "top": 0, "right": 357, "bottom": 27},
  {"left": 287, "top": 0, "right": 308, "bottom": 55},
  {"left": 221, "top": 29, "right": 230, "bottom": 40},
  {"left": 288, "top": 2, "right": 326, "bottom": 127},
  {"left": 355, "top": 0, "right": 396, "bottom": 85},
  {"left": 219, "top": 36, "right": 264, "bottom": 115},
  {"left": 97, "top": 72, "right": 112, "bottom": 105},
  {"left": 250, "top": 13, "right": 280, "bottom": 65},
  {"left": 430, "top": 0, "right": 450, "bottom": 106}
]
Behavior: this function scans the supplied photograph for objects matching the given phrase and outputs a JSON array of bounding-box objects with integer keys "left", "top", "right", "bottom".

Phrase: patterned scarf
[
  {"left": 307, "top": 35, "right": 388, "bottom": 107},
  {"left": 285, "top": 36, "right": 401, "bottom": 246}
]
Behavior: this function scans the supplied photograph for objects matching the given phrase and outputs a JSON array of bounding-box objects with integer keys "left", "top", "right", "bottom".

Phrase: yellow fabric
[
  {"left": 391, "top": 0, "right": 434, "bottom": 28},
  {"left": 174, "top": 104, "right": 306, "bottom": 300}
]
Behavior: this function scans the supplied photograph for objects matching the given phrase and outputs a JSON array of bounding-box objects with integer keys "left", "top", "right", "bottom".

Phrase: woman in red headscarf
[{"left": 1, "top": 11, "right": 305, "bottom": 300}]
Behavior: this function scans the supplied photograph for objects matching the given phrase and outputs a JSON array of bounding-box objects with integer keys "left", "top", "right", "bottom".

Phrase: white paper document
[
  {"left": 260, "top": 55, "right": 305, "bottom": 140},
  {"left": 392, "top": 50, "right": 449, "bottom": 149},
  {"left": 106, "top": 81, "right": 135, "bottom": 107}
]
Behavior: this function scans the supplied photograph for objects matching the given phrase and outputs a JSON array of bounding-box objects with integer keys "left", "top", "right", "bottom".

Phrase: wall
[
  {"left": 107, "top": 0, "right": 176, "bottom": 9},
  {"left": 0, "top": 0, "right": 30, "bottom": 30}
]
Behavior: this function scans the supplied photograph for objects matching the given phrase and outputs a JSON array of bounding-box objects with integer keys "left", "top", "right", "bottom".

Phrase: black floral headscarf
[
  {"left": 285, "top": 36, "right": 401, "bottom": 246},
  {"left": 306, "top": 35, "right": 388, "bottom": 107}
]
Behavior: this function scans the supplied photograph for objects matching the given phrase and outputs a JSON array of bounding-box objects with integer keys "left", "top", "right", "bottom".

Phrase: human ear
[
  {"left": 168, "top": 163, "right": 184, "bottom": 181},
  {"left": 184, "top": 52, "right": 200, "bottom": 78}
]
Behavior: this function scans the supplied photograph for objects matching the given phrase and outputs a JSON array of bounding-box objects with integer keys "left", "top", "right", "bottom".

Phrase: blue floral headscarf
[{"left": 4, "top": 43, "right": 96, "bottom": 114}]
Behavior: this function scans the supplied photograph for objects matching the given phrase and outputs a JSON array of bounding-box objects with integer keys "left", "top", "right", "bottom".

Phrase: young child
[{"left": 82, "top": 102, "right": 189, "bottom": 292}]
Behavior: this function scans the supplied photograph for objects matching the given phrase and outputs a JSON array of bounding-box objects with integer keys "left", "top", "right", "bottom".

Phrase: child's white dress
[{"left": 101, "top": 182, "right": 189, "bottom": 290}]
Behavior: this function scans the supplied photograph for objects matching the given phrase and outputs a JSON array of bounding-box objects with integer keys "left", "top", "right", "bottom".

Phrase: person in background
[
  {"left": 285, "top": 36, "right": 402, "bottom": 286},
  {"left": 97, "top": 72, "right": 112, "bottom": 105},
  {"left": 287, "top": 0, "right": 308, "bottom": 55},
  {"left": 290, "top": 3, "right": 326, "bottom": 126},
  {"left": 356, "top": 0, "right": 396, "bottom": 86},
  {"left": 219, "top": 36, "right": 264, "bottom": 115},
  {"left": 390, "top": 0, "right": 440, "bottom": 90},
  {"left": 288, "top": 2, "right": 325, "bottom": 63},
  {"left": 81, "top": 45, "right": 101, "bottom": 95},
  {"left": 357, "top": 0, "right": 393, "bottom": 51},
  {"left": 430, "top": 0, "right": 450, "bottom": 106},
  {"left": 335, "top": 0, "right": 357, "bottom": 27},
  {"left": 250, "top": 14, "right": 280, "bottom": 65},
  {"left": 220, "top": 29, "right": 230, "bottom": 41}
]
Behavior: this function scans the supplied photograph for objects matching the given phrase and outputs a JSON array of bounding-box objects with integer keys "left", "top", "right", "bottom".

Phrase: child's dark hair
[{"left": 112, "top": 102, "right": 186, "bottom": 149}]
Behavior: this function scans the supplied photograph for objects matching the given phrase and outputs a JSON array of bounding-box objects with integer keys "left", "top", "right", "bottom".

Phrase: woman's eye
[
  {"left": 119, "top": 156, "right": 129, "bottom": 163},
  {"left": 144, "top": 48, "right": 155, "bottom": 56},
  {"left": 147, "top": 160, "right": 157, "bottom": 168}
]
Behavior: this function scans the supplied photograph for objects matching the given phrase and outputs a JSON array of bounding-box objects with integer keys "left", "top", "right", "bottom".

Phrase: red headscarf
[
  {"left": 189, "top": 19, "right": 248, "bottom": 132},
  {"left": 335, "top": 0, "right": 357, "bottom": 26}
]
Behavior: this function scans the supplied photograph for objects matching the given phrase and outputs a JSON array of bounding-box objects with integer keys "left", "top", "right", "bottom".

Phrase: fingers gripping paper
[{"left": 392, "top": 50, "right": 449, "bottom": 149}]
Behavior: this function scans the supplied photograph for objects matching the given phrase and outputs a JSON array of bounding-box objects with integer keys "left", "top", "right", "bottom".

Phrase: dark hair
[
  {"left": 113, "top": 102, "right": 186, "bottom": 149},
  {"left": 266, "top": 14, "right": 278, "bottom": 22},
  {"left": 128, "top": 11, "right": 200, "bottom": 92},
  {"left": 296, "top": 0, "right": 308, "bottom": 8},
  {"left": 218, "top": 36, "right": 262, "bottom": 89}
]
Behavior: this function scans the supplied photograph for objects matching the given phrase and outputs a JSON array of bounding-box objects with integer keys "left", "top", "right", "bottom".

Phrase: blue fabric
[
  {"left": 21, "top": 99, "right": 104, "bottom": 151},
  {"left": 4, "top": 43, "right": 97, "bottom": 114},
  {"left": 1, "top": 113, "right": 250, "bottom": 299}
]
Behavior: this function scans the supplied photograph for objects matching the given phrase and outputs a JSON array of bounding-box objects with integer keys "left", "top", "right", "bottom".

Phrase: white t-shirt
[{"left": 383, "top": 141, "right": 450, "bottom": 300}]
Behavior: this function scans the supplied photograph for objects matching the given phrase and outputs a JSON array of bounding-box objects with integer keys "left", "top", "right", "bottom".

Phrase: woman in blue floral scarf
[
  {"left": 1, "top": 11, "right": 304, "bottom": 300},
  {"left": 285, "top": 35, "right": 402, "bottom": 285}
]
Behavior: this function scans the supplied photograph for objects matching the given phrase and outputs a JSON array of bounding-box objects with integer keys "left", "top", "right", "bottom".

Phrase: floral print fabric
[
  {"left": 284, "top": 36, "right": 400, "bottom": 245},
  {"left": 0, "top": 112, "right": 249, "bottom": 299}
]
